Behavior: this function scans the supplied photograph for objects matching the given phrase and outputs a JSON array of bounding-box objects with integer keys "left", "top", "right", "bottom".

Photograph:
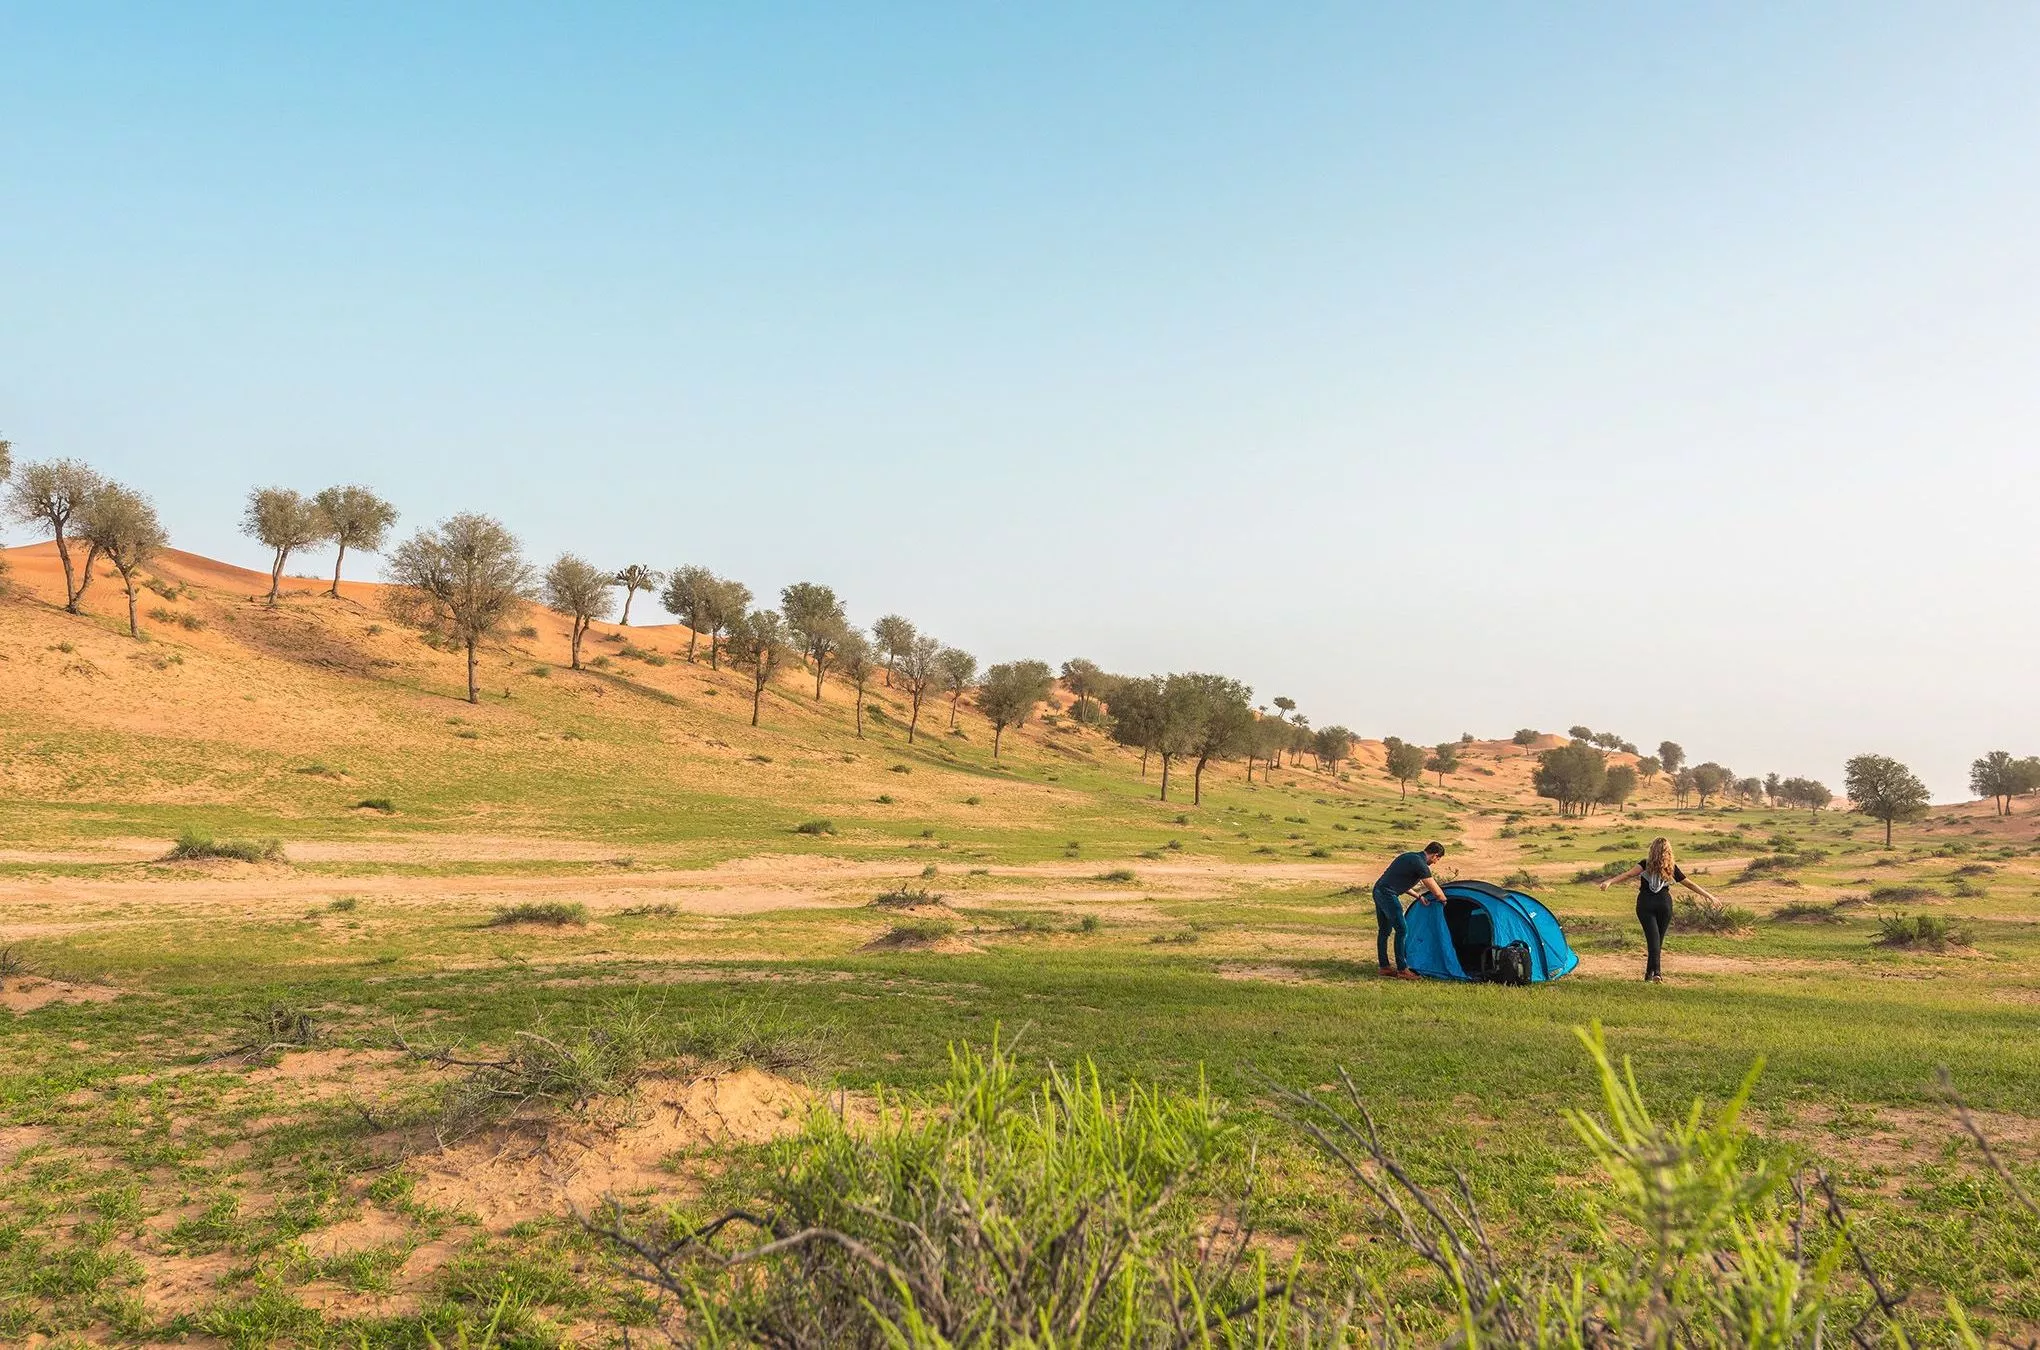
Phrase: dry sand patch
[
  {"left": 410, "top": 1068, "right": 821, "bottom": 1230},
  {"left": 1, "top": 976, "right": 124, "bottom": 1014}
]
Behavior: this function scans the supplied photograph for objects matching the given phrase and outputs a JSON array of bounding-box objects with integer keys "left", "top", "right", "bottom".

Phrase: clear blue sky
[{"left": 5, "top": 5, "right": 2037, "bottom": 800}]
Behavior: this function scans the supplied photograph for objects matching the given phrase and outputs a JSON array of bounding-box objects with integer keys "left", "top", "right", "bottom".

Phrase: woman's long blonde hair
[{"left": 1646, "top": 837, "right": 1676, "bottom": 882}]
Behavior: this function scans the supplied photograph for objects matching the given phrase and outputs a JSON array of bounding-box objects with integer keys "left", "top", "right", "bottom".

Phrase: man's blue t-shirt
[{"left": 1374, "top": 851, "right": 1434, "bottom": 896}]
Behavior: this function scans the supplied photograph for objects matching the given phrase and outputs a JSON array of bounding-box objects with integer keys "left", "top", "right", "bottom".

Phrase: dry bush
[
  {"left": 1673, "top": 894, "right": 1755, "bottom": 933},
  {"left": 488, "top": 901, "right": 588, "bottom": 927}
]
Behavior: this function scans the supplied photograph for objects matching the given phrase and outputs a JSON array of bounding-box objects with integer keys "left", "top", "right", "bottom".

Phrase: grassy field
[{"left": 2, "top": 544, "right": 2037, "bottom": 1346}]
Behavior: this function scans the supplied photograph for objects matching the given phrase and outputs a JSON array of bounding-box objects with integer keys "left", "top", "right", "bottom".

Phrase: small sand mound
[
  {"left": 1216, "top": 962, "right": 1323, "bottom": 985},
  {"left": 243, "top": 1048, "right": 413, "bottom": 1101},
  {"left": 298, "top": 1207, "right": 411, "bottom": 1259},
  {"left": 412, "top": 1067, "right": 819, "bottom": 1230},
  {"left": 1, "top": 976, "right": 124, "bottom": 1014},
  {"left": 0, "top": 1125, "right": 57, "bottom": 1168}
]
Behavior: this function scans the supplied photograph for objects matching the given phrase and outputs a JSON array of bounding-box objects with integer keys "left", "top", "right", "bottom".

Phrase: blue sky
[{"left": 4, "top": 4, "right": 2037, "bottom": 799}]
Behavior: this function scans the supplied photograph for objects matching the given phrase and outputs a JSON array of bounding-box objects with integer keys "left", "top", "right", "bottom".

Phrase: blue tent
[{"left": 1403, "top": 881, "right": 1579, "bottom": 983}]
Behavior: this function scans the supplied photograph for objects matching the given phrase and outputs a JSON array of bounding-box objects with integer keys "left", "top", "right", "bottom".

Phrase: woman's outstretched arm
[
  {"left": 1679, "top": 876, "right": 1721, "bottom": 903},
  {"left": 1597, "top": 866, "right": 1643, "bottom": 892}
]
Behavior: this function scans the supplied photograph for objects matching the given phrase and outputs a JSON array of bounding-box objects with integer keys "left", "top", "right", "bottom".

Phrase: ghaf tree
[
  {"left": 384, "top": 513, "right": 534, "bottom": 703},
  {"left": 4, "top": 458, "right": 106, "bottom": 613},
  {"left": 977, "top": 660, "right": 1053, "bottom": 758},
  {"left": 312, "top": 485, "right": 398, "bottom": 597},
  {"left": 1846, "top": 753, "right": 1930, "bottom": 847},
  {"left": 613, "top": 564, "right": 664, "bottom": 626},
  {"left": 725, "top": 608, "right": 789, "bottom": 727},
  {"left": 542, "top": 554, "right": 615, "bottom": 670},
  {"left": 78, "top": 483, "right": 167, "bottom": 638}
]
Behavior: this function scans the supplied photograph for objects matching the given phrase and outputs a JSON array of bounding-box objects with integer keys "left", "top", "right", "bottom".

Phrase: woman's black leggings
[{"left": 1636, "top": 893, "right": 1672, "bottom": 978}]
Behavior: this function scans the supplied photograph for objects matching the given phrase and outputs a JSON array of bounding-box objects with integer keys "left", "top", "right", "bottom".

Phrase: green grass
[{"left": 4, "top": 588, "right": 2038, "bottom": 1342}]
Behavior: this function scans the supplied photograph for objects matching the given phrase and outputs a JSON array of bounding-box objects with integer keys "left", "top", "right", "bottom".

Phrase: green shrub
[
  {"left": 1501, "top": 869, "right": 1540, "bottom": 891},
  {"left": 870, "top": 887, "right": 944, "bottom": 909},
  {"left": 165, "top": 831, "right": 285, "bottom": 864},
  {"left": 327, "top": 897, "right": 359, "bottom": 913},
  {"left": 354, "top": 797, "right": 396, "bottom": 813},
  {"left": 594, "top": 1041, "right": 1257, "bottom": 1345},
  {"left": 889, "top": 763, "right": 911, "bottom": 774},
  {"left": 1736, "top": 849, "right": 1828, "bottom": 881},
  {"left": 793, "top": 819, "right": 837, "bottom": 836},
  {"left": 1873, "top": 912, "right": 1972, "bottom": 949},
  {"left": 1870, "top": 884, "right": 1940, "bottom": 904},
  {"left": 488, "top": 901, "right": 588, "bottom": 927},
  {"left": 1148, "top": 929, "right": 1201, "bottom": 945},
  {"left": 963, "top": 795, "right": 982, "bottom": 806},
  {"left": 454, "top": 728, "right": 480, "bottom": 740},
  {"left": 1078, "top": 914, "right": 1102, "bottom": 932},
  {"left": 1571, "top": 859, "right": 1632, "bottom": 884},
  {"left": 1095, "top": 868, "right": 1137, "bottom": 882}
]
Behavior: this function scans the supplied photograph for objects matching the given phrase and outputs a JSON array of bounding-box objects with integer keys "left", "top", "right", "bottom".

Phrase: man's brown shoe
[{"left": 1393, "top": 969, "right": 1421, "bottom": 981}]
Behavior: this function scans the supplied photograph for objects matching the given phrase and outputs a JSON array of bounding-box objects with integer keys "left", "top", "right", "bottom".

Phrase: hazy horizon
[{"left": 5, "top": 6, "right": 2036, "bottom": 802}]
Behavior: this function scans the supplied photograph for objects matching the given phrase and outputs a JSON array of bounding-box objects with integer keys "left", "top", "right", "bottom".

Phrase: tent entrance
[{"left": 1443, "top": 897, "right": 1493, "bottom": 977}]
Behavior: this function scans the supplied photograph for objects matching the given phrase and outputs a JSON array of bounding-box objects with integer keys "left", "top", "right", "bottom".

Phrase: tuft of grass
[
  {"left": 890, "top": 763, "right": 912, "bottom": 774},
  {"left": 880, "top": 917, "right": 957, "bottom": 945},
  {"left": 1095, "top": 869, "right": 1137, "bottom": 883},
  {"left": 964, "top": 795, "right": 982, "bottom": 806},
  {"left": 454, "top": 728, "right": 481, "bottom": 740},
  {"left": 1869, "top": 884, "right": 1941, "bottom": 905},
  {"left": 488, "top": 901, "right": 589, "bottom": 927},
  {"left": 1673, "top": 894, "right": 1755, "bottom": 933},
  {"left": 874, "top": 794, "right": 895, "bottom": 804},
  {"left": 165, "top": 830, "right": 285, "bottom": 864},
  {"left": 1873, "top": 913, "right": 1973, "bottom": 950},
  {"left": 792, "top": 819, "right": 837, "bottom": 836},
  {"left": 1571, "top": 859, "right": 1632, "bottom": 884},
  {"left": 1148, "top": 928, "right": 1202, "bottom": 945},
  {"left": 1078, "top": 914, "right": 1102, "bottom": 932},
  {"left": 327, "top": 896, "right": 359, "bottom": 913},
  {"left": 1772, "top": 899, "right": 1852, "bottom": 923},
  {"left": 619, "top": 902, "right": 681, "bottom": 918},
  {"left": 1501, "top": 869, "right": 1540, "bottom": 891},
  {"left": 354, "top": 797, "right": 396, "bottom": 813},
  {"left": 870, "top": 887, "right": 945, "bottom": 909},
  {"left": 0, "top": 946, "right": 29, "bottom": 980}
]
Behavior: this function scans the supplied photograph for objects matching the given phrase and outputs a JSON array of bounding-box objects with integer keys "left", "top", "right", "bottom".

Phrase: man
[{"left": 1372, "top": 841, "right": 1447, "bottom": 979}]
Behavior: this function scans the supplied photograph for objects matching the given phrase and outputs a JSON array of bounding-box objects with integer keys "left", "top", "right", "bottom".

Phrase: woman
[{"left": 1598, "top": 837, "right": 1721, "bottom": 982}]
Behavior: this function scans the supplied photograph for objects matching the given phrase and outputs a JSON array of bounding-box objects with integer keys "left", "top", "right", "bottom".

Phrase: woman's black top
[{"left": 1636, "top": 861, "right": 1685, "bottom": 907}]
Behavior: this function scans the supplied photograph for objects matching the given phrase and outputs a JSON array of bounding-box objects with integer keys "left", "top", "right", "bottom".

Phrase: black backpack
[{"left": 1482, "top": 941, "right": 1532, "bottom": 987}]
